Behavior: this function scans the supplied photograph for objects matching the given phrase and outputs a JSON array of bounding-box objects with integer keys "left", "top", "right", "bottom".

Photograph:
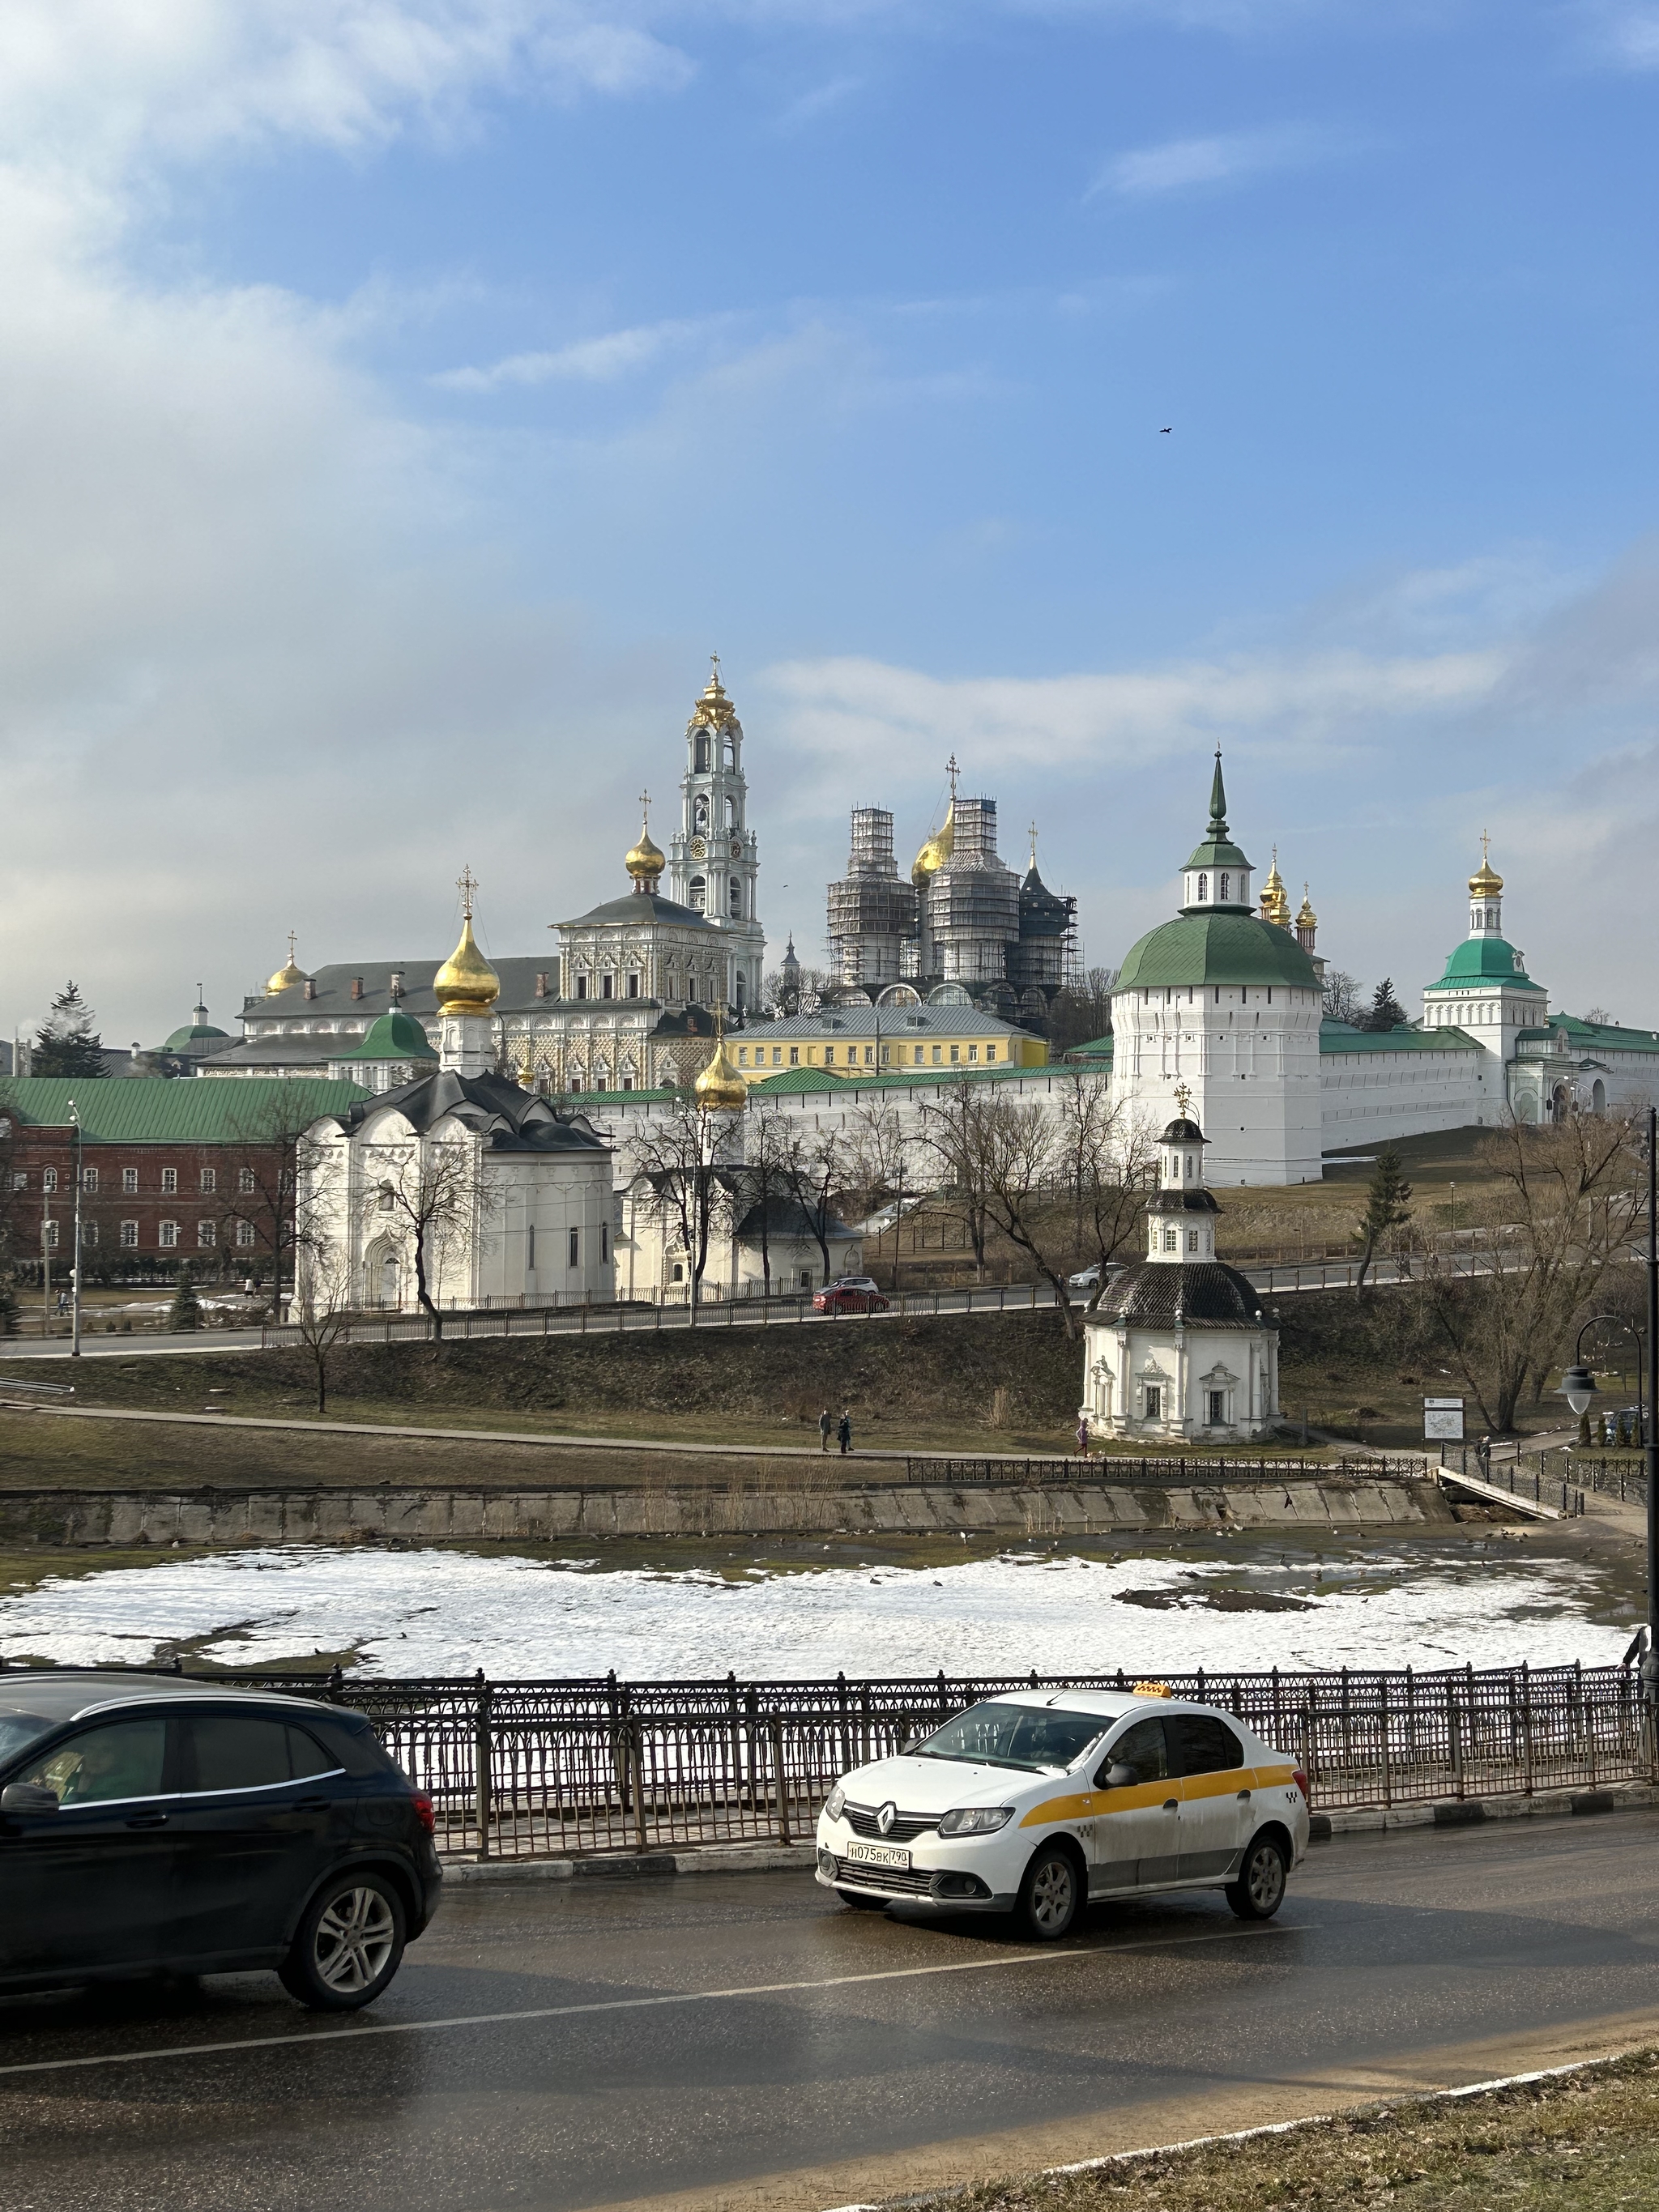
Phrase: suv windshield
[{"left": 912, "top": 1702, "right": 1118, "bottom": 1774}]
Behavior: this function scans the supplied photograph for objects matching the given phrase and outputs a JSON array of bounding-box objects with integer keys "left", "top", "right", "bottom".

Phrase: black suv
[{"left": 0, "top": 1674, "right": 442, "bottom": 2010}]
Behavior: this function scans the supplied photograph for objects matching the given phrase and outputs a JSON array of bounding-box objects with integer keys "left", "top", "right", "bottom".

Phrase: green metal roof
[
  {"left": 1516, "top": 1013, "right": 1659, "bottom": 1055},
  {"left": 1319, "top": 1021, "right": 1481, "bottom": 1055},
  {"left": 338, "top": 1009, "right": 437, "bottom": 1062},
  {"left": 1428, "top": 936, "right": 1542, "bottom": 989},
  {"left": 747, "top": 1062, "right": 1055, "bottom": 1098},
  {"left": 1065, "top": 1034, "right": 1115, "bottom": 1062},
  {"left": 0, "top": 1076, "right": 368, "bottom": 1142},
  {"left": 160, "top": 1023, "right": 229, "bottom": 1052},
  {"left": 1116, "top": 912, "right": 1320, "bottom": 992}
]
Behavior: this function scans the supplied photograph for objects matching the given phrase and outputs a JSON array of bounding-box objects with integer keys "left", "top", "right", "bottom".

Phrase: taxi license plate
[{"left": 845, "top": 1839, "right": 911, "bottom": 1871}]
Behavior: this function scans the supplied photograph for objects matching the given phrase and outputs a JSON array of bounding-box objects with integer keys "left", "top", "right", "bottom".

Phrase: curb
[
  {"left": 447, "top": 1843, "right": 817, "bottom": 1883},
  {"left": 1306, "top": 1779, "right": 1659, "bottom": 1839},
  {"left": 445, "top": 1786, "right": 1657, "bottom": 1881}
]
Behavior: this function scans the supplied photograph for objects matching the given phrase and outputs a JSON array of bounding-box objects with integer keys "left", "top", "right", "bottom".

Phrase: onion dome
[
  {"left": 625, "top": 795, "right": 665, "bottom": 886},
  {"left": 265, "top": 933, "right": 305, "bottom": 996},
  {"left": 1295, "top": 886, "right": 1317, "bottom": 931},
  {"left": 693, "top": 1020, "right": 748, "bottom": 1111},
  {"left": 1259, "top": 850, "right": 1291, "bottom": 927},
  {"left": 433, "top": 870, "right": 501, "bottom": 1017},
  {"left": 1160, "top": 1116, "right": 1207, "bottom": 1145},
  {"left": 1469, "top": 842, "right": 1503, "bottom": 897},
  {"left": 911, "top": 803, "right": 955, "bottom": 888}
]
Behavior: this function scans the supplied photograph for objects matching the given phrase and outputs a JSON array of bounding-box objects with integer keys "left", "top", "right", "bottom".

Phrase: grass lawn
[{"left": 950, "top": 2048, "right": 1659, "bottom": 2212}]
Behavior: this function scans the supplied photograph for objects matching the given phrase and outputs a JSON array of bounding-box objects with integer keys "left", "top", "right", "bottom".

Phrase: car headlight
[
  {"left": 936, "top": 1805, "right": 1013, "bottom": 1838},
  {"left": 825, "top": 1784, "right": 847, "bottom": 1821}
]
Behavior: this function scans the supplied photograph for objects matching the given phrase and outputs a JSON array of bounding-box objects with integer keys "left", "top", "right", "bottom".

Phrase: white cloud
[
  {"left": 1091, "top": 122, "right": 1340, "bottom": 199},
  {"left": 435, "top": 316, "right": 715, "bottom": 391},
  {"left": 1584, "top": 6, "right": 1659, "bottom": 68},
  {"left": 760, "top": 642, "right": 1503, "bottom": 795},
  {"left": 0, "top": 0, "right": 692, "bottom": 173}
]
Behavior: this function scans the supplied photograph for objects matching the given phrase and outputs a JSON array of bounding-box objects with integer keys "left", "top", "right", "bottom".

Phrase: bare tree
[
  {"left": 1047, "top": 966, "right": 1120, "bottom": 1056},
  {"left": 1322, "top": 970, "right": 1363, "bottom": 1025},
  {"left": 1414, "top": 1110, "right": 1642, "bottom": 1433},
  {"left": 366, "top": 1136, "right": 500, "bottom": 1339},
  {"left": 842, "top": 1096, "right": 920, "bottom": 1290},
  {"left": 290, "top": 1214, "right": 357, "bottom": 1414},
  {"left": 919, "top": 1078, "right": 1154, "bottom": 1339},
  {"left": 914, "top": 1084, "right": 993, "bottom": 1279},
  {"left": 219, "top": 1085, "right": 328, "bottom": 1294},
  {"left": 625, "top": 1097, "right": 734, "bottom": 1306},
  {"left": 776, "top": 1121, "right": 850, "bottom": 1287},
  {"left": 736, "top": 1102, "right": 798, "bottom": 1295}
]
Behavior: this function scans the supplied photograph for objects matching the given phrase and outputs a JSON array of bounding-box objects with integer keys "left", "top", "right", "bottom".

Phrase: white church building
[{"left": 1108, "top": 757, "right": 1659, "bottom": 1185}]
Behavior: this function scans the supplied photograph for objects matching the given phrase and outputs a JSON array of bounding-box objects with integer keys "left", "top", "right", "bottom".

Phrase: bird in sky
[{"left": 1160, "top": 426, "right": 1172, "bottom": 433}]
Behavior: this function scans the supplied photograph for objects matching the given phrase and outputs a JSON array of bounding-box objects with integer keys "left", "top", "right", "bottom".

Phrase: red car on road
[{"left": 812, "top": 1277, "right": 890, "bottom": 1315}]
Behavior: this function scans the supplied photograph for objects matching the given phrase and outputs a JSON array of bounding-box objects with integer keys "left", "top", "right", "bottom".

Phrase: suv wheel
[
  {"left": 1017, "top": 1844, "right": 1081, "bottom": 1941},
  {"left": 1226, "top": 1833, "right": 1288, "bottom": 1921},
  {"left": 279, "top": 1873, "right": 407, "bottom": 2010}
]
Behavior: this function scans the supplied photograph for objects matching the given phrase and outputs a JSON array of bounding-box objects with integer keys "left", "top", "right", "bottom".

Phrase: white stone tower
[{"left": 667, "top": 658, "right": 766, "bottom": 1017}]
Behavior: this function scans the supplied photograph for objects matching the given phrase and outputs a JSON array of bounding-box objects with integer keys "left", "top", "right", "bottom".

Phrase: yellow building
[{"left": 731, "top": 1003, "right": 1047, "bottom": 1082}]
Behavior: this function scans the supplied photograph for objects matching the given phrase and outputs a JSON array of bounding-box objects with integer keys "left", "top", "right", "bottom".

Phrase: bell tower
[{"left": 667, "top": 658, "right": 766, "bottom": 1016}]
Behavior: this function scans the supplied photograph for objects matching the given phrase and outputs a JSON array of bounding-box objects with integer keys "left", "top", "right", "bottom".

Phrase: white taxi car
[{"left": 815, "top": 1686, "right": 1309, "bottom": 1940}]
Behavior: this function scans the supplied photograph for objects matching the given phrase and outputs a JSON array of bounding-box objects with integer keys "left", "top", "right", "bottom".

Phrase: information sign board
[{"left": 1423, "top": 1396, "right": 1465, "bottom": 1442}]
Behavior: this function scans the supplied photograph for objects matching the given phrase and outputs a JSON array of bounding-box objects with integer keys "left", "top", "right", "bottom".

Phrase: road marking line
[{"left": 0, "top": 1921, "right": 1285, "bottom": 2080}]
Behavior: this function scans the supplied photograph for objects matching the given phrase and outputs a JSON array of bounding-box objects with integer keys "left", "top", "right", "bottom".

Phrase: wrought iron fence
[
  {"left": 157, "top": 1660, "right": 1654, "bottom": 1863},
  {"left": 907, "top": 1455, "right": 1432, "bottom": 1485}
]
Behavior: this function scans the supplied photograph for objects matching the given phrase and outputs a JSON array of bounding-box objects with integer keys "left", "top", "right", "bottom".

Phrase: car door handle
[
  {"left": 1237, "top": 1790, "right": 1252, "bottom": 1801},
  {"left": 126, "top": 1813, "right": 168, "bottom": 1829},
  {"left": 1162, "top": 1799, "right": 1179, "bottom": 1812}
]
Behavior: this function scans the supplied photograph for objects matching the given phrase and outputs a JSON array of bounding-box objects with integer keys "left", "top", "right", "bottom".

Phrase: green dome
[
  {"left": 341, "top": 1009, "right": 437, "bottom": 1061},
  {"left": 161, "top": 1021, "right": 228, "bottom": 1052},
  {"left": 1431, "top": 937, "right": 1540, "bottom": 990},
  {"left": 1116, "top": 912, "right": 1320, "bottom": 992}
]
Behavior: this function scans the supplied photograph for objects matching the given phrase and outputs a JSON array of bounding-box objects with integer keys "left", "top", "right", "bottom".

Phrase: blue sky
[{"left": 2, "top": 0, "right": 1657, "bottom": 1046}]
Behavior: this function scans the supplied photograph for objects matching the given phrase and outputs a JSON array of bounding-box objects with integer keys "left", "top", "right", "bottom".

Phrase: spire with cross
[{"left": 457, "top": 864, "right": 478, "bottom": 921}]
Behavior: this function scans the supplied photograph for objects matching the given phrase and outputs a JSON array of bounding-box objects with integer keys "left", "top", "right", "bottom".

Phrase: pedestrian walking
[
  {"left": 1075, "top": 1413, "right": 1090, "bottom": 1458},
  {"left": 818, "top": 1409, "right": 832, "bottom": 1453},
  {"left": 1477, "top": 1433, "right": 1491, "bottom": 1479},
  {"left": 837, "top": 1409, "right": 852, "bottom": 1455}
]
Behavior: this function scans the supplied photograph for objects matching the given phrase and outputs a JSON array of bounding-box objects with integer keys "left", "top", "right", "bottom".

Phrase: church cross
[
  {"left": 1481, "top": 828, "right": 1491, "bottom": 866},
  {"left": 1173, "top": 1081, "right": 1194, "bottom": 1118},
  {"left": 286, "top": 929, "right": 296, "bottom": 963},
  {"left": 639, "top": 789, "right": 650, "bottom": 824},
  {"left": 1029, "top": 820, "right": 1038, "bottom": 865},
  {"left": 946, "top": 753, "right": 959, "bottom": 801},
  {"left": 457, "top": 864, "right": 478, "bottom": 920}
]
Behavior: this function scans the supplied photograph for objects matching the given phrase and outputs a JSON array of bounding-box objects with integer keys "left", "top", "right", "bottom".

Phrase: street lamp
[{"left": 68, "top": 1098, "right": 83, "bottom": 1359}]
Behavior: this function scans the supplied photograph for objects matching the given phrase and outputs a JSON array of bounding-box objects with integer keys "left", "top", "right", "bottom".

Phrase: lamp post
[
  {"left": 1560, "top": 1314, "right": 1644, "bottom": 1441},
  {"left": 68, "top": 1098, "right": 83, "bottom": 1359}
]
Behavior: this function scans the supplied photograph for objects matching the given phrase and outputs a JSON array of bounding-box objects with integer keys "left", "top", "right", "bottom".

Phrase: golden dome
[
  {"left": 1469, "top": 829, "right": 1503, "bottom": 897},
  {"left": 1295, "top": 885, "right": 1317, "bottom": 930},
  {"left": 693, "top": 1019, "right": 748, "bottom": 1111},
  {"left": 433, "top": 869, "right": 501, "bottom": 1017},
  {"left": 911, "top": 803, "right": 955, "bottom": 887},
  {"left": 625, "top": 793, "right": 665, "bottom": 884},
  {"left": 265, "top": 931, "right": 305, "bottom": 997},
  {"left": 1259, "top": 850, "right": 1290, "bottom": 928}
]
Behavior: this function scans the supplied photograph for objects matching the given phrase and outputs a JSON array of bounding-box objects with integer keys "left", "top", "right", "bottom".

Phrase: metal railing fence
[{"left": 126, "top": 1660, "right": 1654, "bottom": 1862}]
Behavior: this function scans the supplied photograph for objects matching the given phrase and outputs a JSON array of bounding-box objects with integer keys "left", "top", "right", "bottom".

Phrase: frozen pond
[{"left": 0, "top": 1545, "right": 1633, "bottom": 1679}]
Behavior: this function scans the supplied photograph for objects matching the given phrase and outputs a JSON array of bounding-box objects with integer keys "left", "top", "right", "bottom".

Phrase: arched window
[
  {"left": 694, "top": 735, "right": 710, "bottom": 772},
  {"left": 728, "top": 876, "right": 742, "bottom": 916},
  {"left": 723, "top": 736, "right": 736, "bottom": 768},
  {"left": 1219, "top": 872, "right": 1230, "bottom": 901},
  {"left": 1197, "top": 872, "right": 1208, "bottom": 902},
  {"left": 689, "top": 875, "right": 706, "bottom": 912},
  {"left": 693, "top": 795, "right": 709, "bottom": 832},
  {"left": 726, "top": 795, "right": 738, "bottom": 829}
]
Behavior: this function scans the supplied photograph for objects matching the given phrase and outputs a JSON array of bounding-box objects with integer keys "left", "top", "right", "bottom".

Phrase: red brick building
[{"left": 0, "top": 1077, "right": 365, "bottom": 1284}]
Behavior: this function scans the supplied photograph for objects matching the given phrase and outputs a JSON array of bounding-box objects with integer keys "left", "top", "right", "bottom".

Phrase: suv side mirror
[
  {"left": 1096, "top": 1762, "right": 1137, "bottom": 1792},
  {"left": 1, "top": 1783, "right": 60, "bottom": 1815}
]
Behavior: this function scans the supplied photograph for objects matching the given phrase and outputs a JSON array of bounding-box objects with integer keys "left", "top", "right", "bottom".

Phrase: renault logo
[{"left": 876, "top": 1801, "right": 898, "bottom": 1836}]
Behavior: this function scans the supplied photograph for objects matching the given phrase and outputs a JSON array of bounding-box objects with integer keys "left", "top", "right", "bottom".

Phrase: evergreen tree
[
  {"left": 1363, "top": 977, "right": 1408, "bottom": 1032},
  {"left": 33, "top": 983, "right": 107, "bottom": 1079},
  {"left": 1353, "top": 1147, "right": 1413, "bottom": 1290},
  {"left": 168, "top": 1262, "right": 202, "bottom": 1332}
]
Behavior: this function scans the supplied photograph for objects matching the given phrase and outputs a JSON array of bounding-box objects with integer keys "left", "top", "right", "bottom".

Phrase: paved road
[
  {"left": 4, "top": 1814, "right": 1659, "bottom": 2212},
  {"left": 0, "top": 1254, "right": 1444, "bottom": 1364}
]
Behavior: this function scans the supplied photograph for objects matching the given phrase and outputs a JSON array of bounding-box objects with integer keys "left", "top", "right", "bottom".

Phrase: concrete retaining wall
[{"left": 0, "top": 1474, "right": 1455, "bottom": 1546}]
